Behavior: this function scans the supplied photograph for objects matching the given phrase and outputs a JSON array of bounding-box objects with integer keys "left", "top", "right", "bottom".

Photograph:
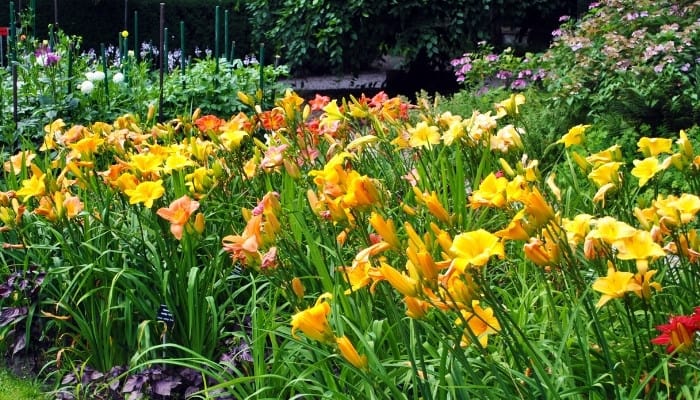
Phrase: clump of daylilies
[{"left": 3, "top": 83, "right": 700, "bottom": 396}]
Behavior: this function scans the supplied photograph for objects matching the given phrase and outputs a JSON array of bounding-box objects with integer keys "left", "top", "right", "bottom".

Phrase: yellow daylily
[
  {"left": 408, "top": 121, "right": 441, "bottom": 148},
  {"left": 494, "top": 93, "right": 525, "bottom": 118},
  {"left": 456, "top": 300, "right": 501, "bottom": 347},
  {"left": 290, "top": 293, "right": 335, "bottom": 344},
  {"left": 557, "top": 124, "right": 590, "bottom": 147},
  {"left": 124, "top": 180, "right": 165, "bottom": 208},
  {"left": 588, "top": 161, "right": 622, "bottom": 188},
  {"left": 450, "top": 229, "right": 504, "bottom": 271},
  {"left": 637, "top": 137, "right": 673, "bottom": 157},
  {"left": 631, "top": 157, "right": 666, "bottom": 187},
  {"left": 470, "top": 173, "right": 508, "bottom": 209},
  {"left": 592, "top": 265, "right": 641, "bottom": 308}
]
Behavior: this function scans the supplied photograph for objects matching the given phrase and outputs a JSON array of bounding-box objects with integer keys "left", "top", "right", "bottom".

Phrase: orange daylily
[{"left": 156, "top": 195, "right": 201, "bottom": 240}]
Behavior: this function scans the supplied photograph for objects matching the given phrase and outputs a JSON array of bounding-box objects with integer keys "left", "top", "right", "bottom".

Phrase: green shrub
[{"left": 542, "top": 0, "right": 700, "bottom": 135}]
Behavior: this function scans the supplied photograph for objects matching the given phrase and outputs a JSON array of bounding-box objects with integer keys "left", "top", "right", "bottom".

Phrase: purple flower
[
  {"left": 680, "top": 63, "right": 690, "bottom": 72},
  {"left": 654, "top": 63, "right": 665, "bottom": 73},
  {"left": 518, "top": 69, "right": 532, "bottom": 79},
  {"left": 459, "top": 63, "right": 472, "bottom": 74},
  {"left": 495, "top": 70, "right": 512, "bottom": 80},
  {"left": 510, "top": 79, "right": 528, "bottom": 90},
  {"left": 552, "top": 29, "right": 563, "bottom": 38},
  {"left": 35, "top": 45, "right": 61, "bottom": 67},
  {"left": 559, "top": 15, "right": 570, "bottom": 22},
  {"left": 588, "top": 2, "right": 600, "bottom": 9},
  {"left": 486, "top": 54, "right": 499, "bottom": 62}
]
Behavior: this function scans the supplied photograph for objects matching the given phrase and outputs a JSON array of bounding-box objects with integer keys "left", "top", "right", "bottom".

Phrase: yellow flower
[
  {"left": 588, "top": 217, "right": 637, "bottom": 245},
  {"left": 219, "top": 129, "right": 249, "bottom": 151},
  {"left": 592, "top": 182, "right": 616, "bottom": 207},
  {"left": 637, "top": 137, "right": 673, "bottom": 157},
  {"left": 408, "top": 121, "right": 441, "bottom": 148},
  {"left": 655, "top": 194, "right": 700, "bottom": 226},
  {"left": 290, "top": 293, "right": 335, "bottom": 344},
  {"left": 342, "top": 172, "right": 382, "bottom": 210},
  {"left": 586, "top": 145, "right": 622, "bottom": 166},
  {"left": 413, "top": 188, "right": 451, "bottom": 224},
  {"left": 41, "top": 118, "right": 66, "bottom": 151},
  {"left": 164, "top": 152, "right": 195, "bottom": 173},
  {"left": 336, "top": 336, "right": 368, "bottom": 370},
  {"left": 441, "top": 120, "right": 466, "bottom": 145},
  {"left": 276, "top": 89, "right": 305, "bottom": 118},
  {"left": 631, "top": 157, "right": 665, "bottom": 187},
  {"left": 69, "top": 134, "right": 105, "bottom": 159},
  {"left": 557, "top": 124, "right": 590, "bottom": 147},
  {"left": 320, "top": 100, "right": 345, "bottom": 129},
  {"left": 587, "top": 161, "right": 622, "bottom": 188},
  {"left": 632, "top": 267, "right": 662, "bottom": 301},
  {"left": 592, "top": 265, "right": 641, "bottom": 308},
  {"left": 128, "top": 152, "right": 164, "bottom": 175},
  {"left": 494, "top": 93, "right": 525, "bottom": 118},
  {"left": 124, "top": 180, "right": 165, "bottom": 208},
  {"left": 523, "top": 187, "right": 555, "bottom": 228},
  {"left": 16, "top": 165, "right": 46, "bottom": 202},
  {"left": 676, "top": 129, "right": 694, "bottom": 159},
  {"left": 121, "top": 30, "right": 129, "bottom": 38},
  {"left": 495, "top": 209, "right": 531, "bottom": 241},
  {"left": 562, "top": 213, "right": 594, "bottom": 246},
  {"left": 450, "top": 229, "right": 504, "bottom": 271},
  {"left": 456, "top": 300, "right": 501, "bottom": 347},
  {"left": 469, "top": 173, "right": 508, "bottom": 209},
  {"left": 613, "top": 230, "right": 666, "bottom": 270}
]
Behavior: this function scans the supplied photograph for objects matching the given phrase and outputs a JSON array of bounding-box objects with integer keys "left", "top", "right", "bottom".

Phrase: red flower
[{"left": 651, "top": 310, "right": 700, "bottom": 353}]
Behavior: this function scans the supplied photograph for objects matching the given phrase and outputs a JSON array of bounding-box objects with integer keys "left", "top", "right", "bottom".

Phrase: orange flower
[
  {"left": 336, "top": 336, "right": 368, "bottom": 370},
  {"left": 379, "top": 262, "right": 419, "bottom": 297},
  {"left": 156, "top": 195, "right": 201, "bottom": 240},
  {"left": 4, "top": 150, "right": 36, "bottom": 175},
  {"left": 195, "top": 115, "right": 224, "bottom": 132}
]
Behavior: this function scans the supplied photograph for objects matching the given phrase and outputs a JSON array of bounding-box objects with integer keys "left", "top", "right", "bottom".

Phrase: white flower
[
  {"left": 86, "top": 71, "right": 105, "bottom": 82},
  {"left": 112, "top": 72, "right": 125, "bottom": 84},
  {"left": 79, "top": 80, "right": 94, "bottom": 94}
]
